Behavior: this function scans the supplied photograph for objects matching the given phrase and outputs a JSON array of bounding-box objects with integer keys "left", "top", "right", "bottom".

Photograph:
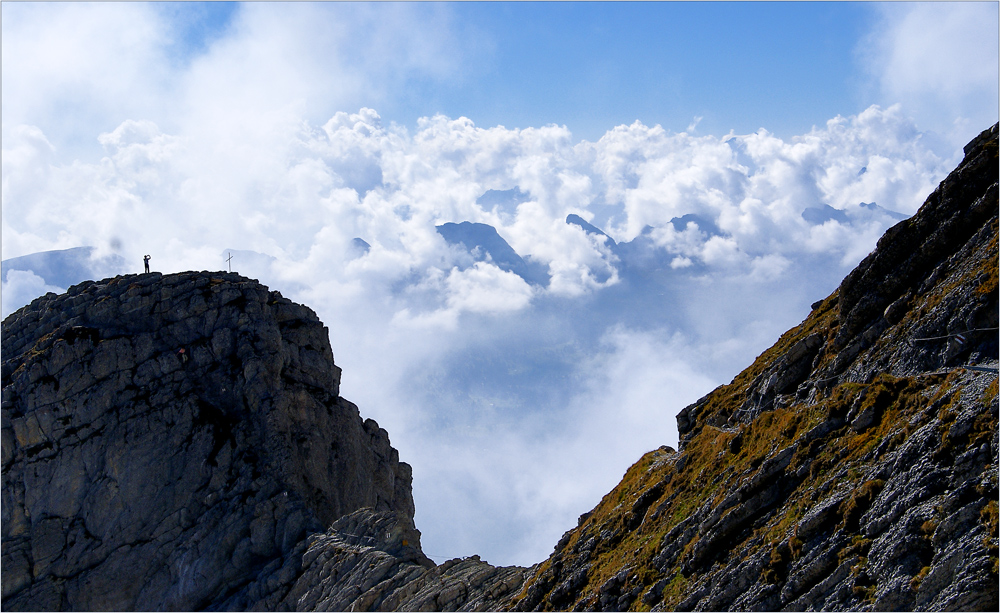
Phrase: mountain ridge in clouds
[
  {"left": 436, "top": 221, "right": 550, "bottom": 287},
  {"left": 0, "top": 192, "right": 912, "bottom": 320}
]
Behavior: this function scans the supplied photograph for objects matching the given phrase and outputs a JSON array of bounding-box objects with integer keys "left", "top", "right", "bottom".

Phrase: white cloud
[
  {"left": 749, "top": 253, "right": 791, "bottom": 281},
  {"left": 446, "top": 263, "right": 534, "bottom": 313},
  {"left": 670, "top": 256, "right": 693, "bottom": 269},
  {"left": 403, "top": 324, "right": 721, "bottom": 566},
  {"left": 861, "top": 2, "right": 999, "bottom": 157},
  {"left": 0, "top": 3, "right": 170, "bottom": 156},
  {"left": 1, "top": 126, "right": 58, "bottom": 259}
]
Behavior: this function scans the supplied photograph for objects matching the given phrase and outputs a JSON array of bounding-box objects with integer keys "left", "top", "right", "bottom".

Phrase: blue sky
[
  {"left": 408, "top": 1, "right": 872, "bottom": 140},
  {"left": 156, "top": 1, "right": 240, "bottom": 62},
  {"left": 152, "top": 1, "right": 959, "bottom": 143},
  {"left": 3, "top": 1, "right": 998, "bottom": 568}
]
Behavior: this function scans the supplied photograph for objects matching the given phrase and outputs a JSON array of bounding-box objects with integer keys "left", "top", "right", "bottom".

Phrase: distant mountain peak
[
  {"left": 801, "top": 204, "right": 849, "bottom": 225},
  {"left": 668, "top": 213, "right": 722, "bottom": 236},
  {"left": 1, "top": 246, "right": 127, "bottom": 289},
  {"left": 566, "top": 214, "right": 617, "bottom": 248},
  {"left": 349, "top": 237, "right": 371, "bottom": 258},
  {"left": 436, "top": 221, "right": 549, "bottom": 286}
]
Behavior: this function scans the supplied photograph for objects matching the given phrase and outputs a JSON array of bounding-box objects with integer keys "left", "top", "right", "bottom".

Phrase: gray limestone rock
[{"left": 2, "top": 272, "right": 416, "bottom": 610}]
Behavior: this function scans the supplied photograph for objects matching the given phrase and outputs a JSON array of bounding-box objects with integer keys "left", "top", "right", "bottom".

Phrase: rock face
[
  {"left": 2, "top": 272, "right": 417, "bottom": 609},
  {"left": 2, "top": 123, "right": 997, "bottom": 612}
]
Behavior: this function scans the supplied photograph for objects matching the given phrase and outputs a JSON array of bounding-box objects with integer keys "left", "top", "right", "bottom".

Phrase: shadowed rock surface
[
  {"left": 2, "top": 272, "right": 419, "bottom": 610},
  {"left": 2, "top": 124, "right": 997, "bottom": 611}
]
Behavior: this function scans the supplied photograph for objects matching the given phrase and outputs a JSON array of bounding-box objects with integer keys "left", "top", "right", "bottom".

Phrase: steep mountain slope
[
  {"left": 2, "top": 124, "right": 996, "bottom": 612},
  {"left": 505, "top": 124, "right": 998, "bottom": 611}
]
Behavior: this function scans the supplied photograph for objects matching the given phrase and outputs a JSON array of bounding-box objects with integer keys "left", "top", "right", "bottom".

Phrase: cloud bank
[
  {"left": 2, "top": 105, "right": 950, "bottom": 288},
  {"left": 861, "top": 2, "right": 999, "bottom": 152}
]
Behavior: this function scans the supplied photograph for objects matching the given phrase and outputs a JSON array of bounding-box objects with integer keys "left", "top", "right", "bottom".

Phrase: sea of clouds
[
  {"left": 0, "top": 103, "right": 956, "bottom": 564},
  {"left": 2, "top": 1, "right": 996, "bottom": 566}
]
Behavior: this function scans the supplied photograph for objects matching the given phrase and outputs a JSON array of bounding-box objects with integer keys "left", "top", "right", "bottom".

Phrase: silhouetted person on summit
[{"left": 143, "top": 255, "right": 150, "bottom": 273}]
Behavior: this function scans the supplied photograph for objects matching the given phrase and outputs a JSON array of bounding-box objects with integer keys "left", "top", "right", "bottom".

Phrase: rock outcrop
[
  {"left": 2, "top": 272, "right": 417, "bottom": 609},
  {"left": 2, "top": 124, "right": 997, "bottom": 612}
]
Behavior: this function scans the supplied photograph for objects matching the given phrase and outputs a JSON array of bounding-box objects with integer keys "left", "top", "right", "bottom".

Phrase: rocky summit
[
  {"left": 1, "top": 270, "right": 423, "bottom": 610},
  {"left": 2, "top": 123, "right": 998, "bottom": 612}
]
